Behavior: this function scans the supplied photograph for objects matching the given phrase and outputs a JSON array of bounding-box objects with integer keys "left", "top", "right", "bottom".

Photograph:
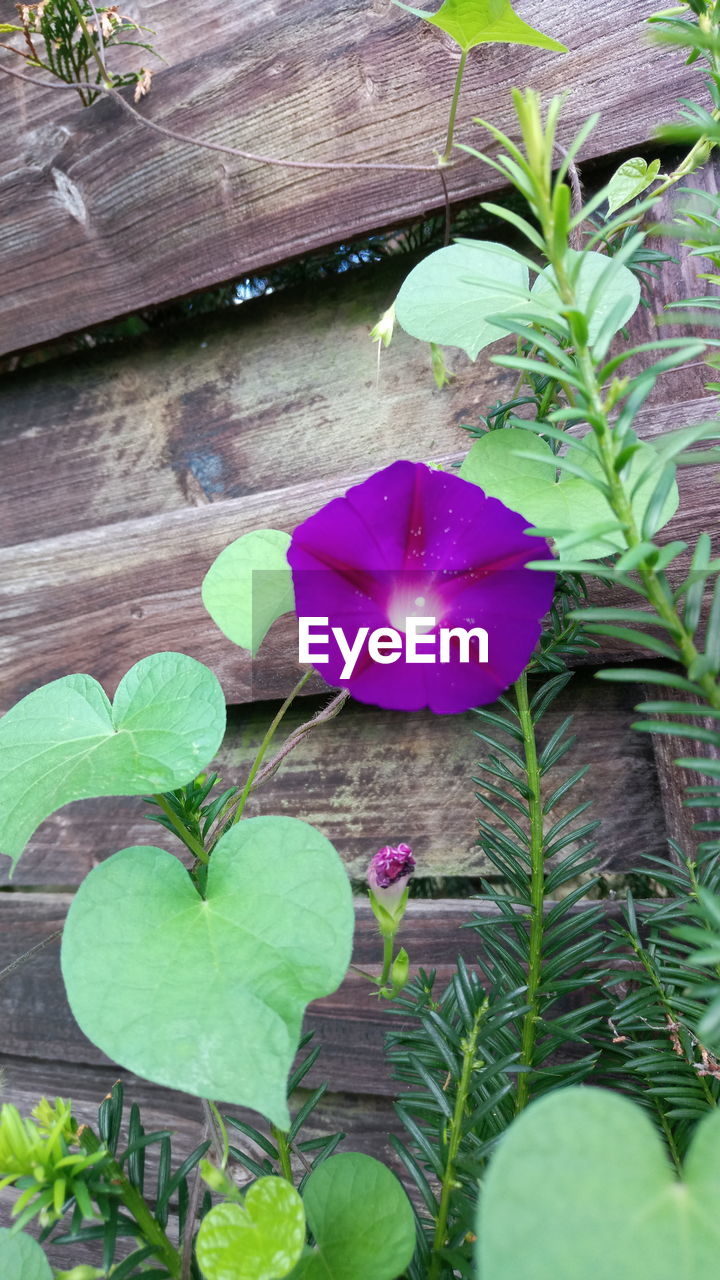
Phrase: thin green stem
[
  {"left": 379, "top": 935, "right": 394, "bottom": 987},
  {"left": 514, "top": 670, "right": 545, "bottom": 1114},
  {"left": 545, "top": 230, "right": 720, "bottom": 712},
  {"left": 271, "top": 1125, "right": 294, "bottom": 1183},
  {"left": 66, "top": 0, "right": 109, "bottom": 81},
  {"left": 78, "top": 1125, "right": 182, "bottom": 1277},
  {"left": 655, "top": 1101, "right": 683, "bottom": 1174},
  {"left": 209, "top": 669, "right": 313, "bottom": 846},
  {"left": 153, "top": 795, "right": 209, "bottom": 865},
  {"left": 350, "top": 962, "right": 383, "bottom": 983},
  {"left": 428, "top": 999, "right": 486, "bottom": 1279},
  {"left": 440, "top": 49, "right": 468, "bottom": 165}
]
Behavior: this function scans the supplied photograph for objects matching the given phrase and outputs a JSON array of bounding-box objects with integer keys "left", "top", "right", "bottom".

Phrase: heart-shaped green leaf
[
  {"left": 477, "top": 1086, "right": 720, "bottom": 1279},
  {"left": 395, "top": 0, "right": 566, "bottom": 53},
  {"left": 607, "top": 157, "right": 662, "bottom": 214},
  {"left": 395, "top": 241, "right": 530, "bottom": 359},
  {"left": 531, "top": 249, "right": 641, "bottom": 346},
  {"left": 202, "top": 530, "right": 295, "bottom": 655},
  {"left": 0, "top": 653, "right": 226, "bottom": 872},
  {"left": 0, "top": 1228, "right": 52, "bottom": 1280},
  {"left": 61, "top": 816, "right": 354, "bottom": 1128},
  {"left": 196, "top": 1178, "right": 305, "bottom": 1280},
  {"left": 460, "top": 428, "right": 678, "bottom": 559},
  {"left": 396, "top": 244, "right": 639, "bottom": 359},
  {"left": 289, "top": 1153, "right": 416, "bottom": 1279}
]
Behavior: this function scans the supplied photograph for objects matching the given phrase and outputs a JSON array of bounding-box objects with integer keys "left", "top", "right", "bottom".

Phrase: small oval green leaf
[
  {"left": 290, "top": 1153, "right": 416, "bottom": 1279},
  {"left": 607, "top": 157, "right": 661, "bottom": 214}
]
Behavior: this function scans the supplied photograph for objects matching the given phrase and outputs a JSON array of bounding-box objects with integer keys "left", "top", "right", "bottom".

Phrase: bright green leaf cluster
[{"left": 0, "top": 1098, "right": 106, "bottom": 1229}]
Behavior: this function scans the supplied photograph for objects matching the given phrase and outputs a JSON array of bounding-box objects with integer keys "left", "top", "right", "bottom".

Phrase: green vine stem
[
  {"left": 549, "top": 254, "right": 720, "bottom": 714},
  {"left": 209, "top": 668, "right": 313, "bottom": 845},
  {"left": 379, "top": 934, "right": 395, "bottom": 987},
  {"left": 56, "top": 0, "right": 441, "bottom": 175},
  {"left": 78, "top": 1124, "right": 182, "bottom": 1277},
  {"left": 271, "top": 1124, "right": 295, "bottom": 1183},
  {"left": 439, "top": 49, "right": 468, "bottom": 165},
  {"left": 513, "top": 671, "right": 546, "bottom": 1114},
  {"left": 428, "top": 997, "right": 487, "bottom": 1279}
]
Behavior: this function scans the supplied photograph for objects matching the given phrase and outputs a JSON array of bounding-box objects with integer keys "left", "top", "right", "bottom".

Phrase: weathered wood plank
[
  {"left": 0, "top": 896, "right": 622, "bottom": 1097},
  {"left": 2, "top": 139, "right": 718, "bottom": 551},
  {"left": 0, "top": 257, "right": 515, "bottom": 548},
  {"left": 0, "top": 0, "right": 701, "bottom": 353},
  {"left": 0, "top": 226, "right": 716, "bottom": 551},
  {"left": 0, "top": 671, "right": 666, "bottom": 887},
  {"left": 1, "top": 429, "right": 717, "bottom": 710}
]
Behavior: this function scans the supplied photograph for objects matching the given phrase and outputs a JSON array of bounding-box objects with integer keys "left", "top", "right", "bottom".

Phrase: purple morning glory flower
[{"left": 287, "top": 461, "right": 555, "bottom": 713}]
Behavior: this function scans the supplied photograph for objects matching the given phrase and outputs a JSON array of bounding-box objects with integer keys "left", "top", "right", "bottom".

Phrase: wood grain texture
[
  {"left": 1, "top": 195, "right": 718, "bottom": 551},
  {"left": 0, "top": 0, "right": 702, "bottom": 353},
  {"left": 0, "top": 894, "right": 621, "bottom": 1097},
  {"left": 0, "top": 257, "right": 515, "bottom": 548},
  {"left": 0, "top": 670, "right": 665, "bottom": 888}
]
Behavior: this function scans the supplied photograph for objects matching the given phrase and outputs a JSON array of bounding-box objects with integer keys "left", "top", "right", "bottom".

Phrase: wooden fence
[{"left": 1, "top": 0, "right": 719, "bottom": 1266}]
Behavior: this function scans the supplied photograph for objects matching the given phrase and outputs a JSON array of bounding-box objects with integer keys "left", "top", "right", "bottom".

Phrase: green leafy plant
[
  {"left": 0, "top": 0, "right": 157, "bottom": 104},
  {"left": 3, "top": 3, "right": 720, "bottom": 1278}
]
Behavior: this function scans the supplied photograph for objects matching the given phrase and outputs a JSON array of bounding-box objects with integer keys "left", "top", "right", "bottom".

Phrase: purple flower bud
[{"left": 368, "top": 843, "right": 415, "bottom": 909}]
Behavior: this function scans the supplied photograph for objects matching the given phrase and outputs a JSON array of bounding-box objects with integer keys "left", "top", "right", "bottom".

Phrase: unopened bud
[
  {"left": 370, "top": 303, "right": 396, "bottom": 348},
  {"left": 368, "top": 843, "right": 415, "bottom": 936},
  {"left": 390, "top": 947, "right": 410, "bottom": 993},
  {"left": 368, "top": 843, "right": 415, "bottom": 903},
  {"left": 200, "top": 1158, "right": 237, "bottom": 1197}
]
